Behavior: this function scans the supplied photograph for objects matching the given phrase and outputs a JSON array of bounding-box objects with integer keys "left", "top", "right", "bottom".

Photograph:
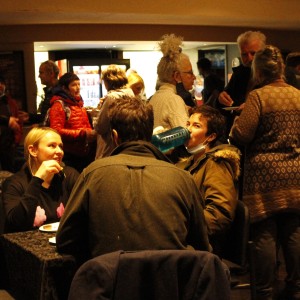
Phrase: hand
[
  {"left": 218, "top": 91, "right": 234, "bottom": 106},
  {"left": 18, "top": 110, "right": 29, "bottom": 123},
  {"left": 237, "top": 103, "right": 245, "bottom": 111},
  {"left": 34, "top": 160, "right": 63, "bottom": 184},
  {"left": 86, "top": 129, "right": 97, "bottom": 142},
  {"left": 8, "top": 116, "right": 21, "bottom": 131}
]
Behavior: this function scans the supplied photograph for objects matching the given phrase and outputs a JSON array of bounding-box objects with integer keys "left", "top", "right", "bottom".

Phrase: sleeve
[
  {"left": 94, "top": 96, "right": 111, "bottom": 135},
  {"left": 230, "top": 90, "right": 261, "bottom": 145},
  {"left": 2, "top": 175, "right": 44, "bottom": 232},
  {"left": 201, "top": 159, "right": 238, "bottom": 236},
  {"left": 8, "top": 98, "right": 23, "bottom": 144},
  {"left": 49, "top": 101, "right": 87, "bottom": 143},
  {"left": 56, "top": 173, "right": 89, "bottom": 261},
  {"left": 185, "top": 177, "right": 211, "bottom": 252},
  {"left": 167, "top": 97, "right": 189, "bottom": 128}
]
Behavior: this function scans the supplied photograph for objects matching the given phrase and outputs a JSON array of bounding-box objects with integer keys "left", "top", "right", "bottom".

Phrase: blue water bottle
[{"left": 151, "top": 126, "right": 190, "bottom": 153}]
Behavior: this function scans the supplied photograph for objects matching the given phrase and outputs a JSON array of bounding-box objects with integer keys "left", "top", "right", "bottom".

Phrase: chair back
[{"left": 68, "top": 250, "right": 231, "bottom": 300}]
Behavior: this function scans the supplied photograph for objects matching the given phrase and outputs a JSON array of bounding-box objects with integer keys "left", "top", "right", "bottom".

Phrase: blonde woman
[
  {"left": 127, "top": 70, "right": 146, "bottom": 100},
  {"left": 2, "top": 127, "right": 79, "bottom": 233},
  {"left": 94, "top": 64, "right": 134, "bottom": 159}
]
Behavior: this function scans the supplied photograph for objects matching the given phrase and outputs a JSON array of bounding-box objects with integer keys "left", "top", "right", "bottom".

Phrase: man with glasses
[{"left": 217, "top": 31, "right": 266, "bottom": 137}]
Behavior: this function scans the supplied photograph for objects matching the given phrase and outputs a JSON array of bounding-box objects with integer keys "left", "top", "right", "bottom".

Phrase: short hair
[
  {"left": 156, "top": 34, "right": 190, "bottom": 83},
  {"left": 108, "top": 95, "right": 154, "bottom": 143},
  {"left": 197, "top": 58, "right": 212, "bottom": 71},
  {"left": 40, "top": 60, "right": 60, "bottom": 78},
  {"left": 101, "top": 65, "right": 128, "bottom": 91},
  {"left": 252, "top": 45, "right": 285, "bottom": 86},
  {"left": 286, "top": 52, "right": 300, "bottom": 67},
  {"left": 58, "top": 72, "right": 80, "bottom": 89},
  {"left": 237, "top": 31, "right": 266, "bottom": 50},
  {"left": 189, "top": 105, "right": 225, "bottom": 147}
]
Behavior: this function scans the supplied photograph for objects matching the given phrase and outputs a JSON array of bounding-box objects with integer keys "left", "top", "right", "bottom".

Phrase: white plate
[
  {"left": 49, "top": 236, "right": 56, "bottom": 245},
  {"left": 39, "top": 222, "right": 60, "bottom": 233},
  {"left": 222, "top": 106, "right": 240, "bottom": 111}
]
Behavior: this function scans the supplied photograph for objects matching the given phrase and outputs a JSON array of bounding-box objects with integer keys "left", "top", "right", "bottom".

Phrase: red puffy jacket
[{"left": 49, "top": 94, "right": 93, "bottom": 157}]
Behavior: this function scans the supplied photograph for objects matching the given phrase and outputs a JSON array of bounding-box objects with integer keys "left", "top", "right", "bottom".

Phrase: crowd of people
[{"left": 0, "top": 31, "right": 299, "bottom": 300}]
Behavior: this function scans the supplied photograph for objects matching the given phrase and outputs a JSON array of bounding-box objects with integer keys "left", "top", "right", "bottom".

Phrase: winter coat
[
  {"left": 48, "top": 88, "right": 93, "bottom": 157},
  {"left": 177, "top": 144, "right": 241, "bottom": 236}
]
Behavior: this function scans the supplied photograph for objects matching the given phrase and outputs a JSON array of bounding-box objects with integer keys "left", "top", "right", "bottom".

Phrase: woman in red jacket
[{"left": 48, "top": 72, "right": 97, "bottom": 172}]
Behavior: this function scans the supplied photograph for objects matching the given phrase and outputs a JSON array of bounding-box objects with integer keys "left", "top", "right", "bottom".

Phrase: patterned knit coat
[{"left": 231, "top": 83, "right": 300, "bottom": 223}]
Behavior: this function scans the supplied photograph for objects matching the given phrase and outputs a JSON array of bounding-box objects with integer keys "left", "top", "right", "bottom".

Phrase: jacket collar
[{"left": 111, "top": 141, "right": 172, "bottom": 163}]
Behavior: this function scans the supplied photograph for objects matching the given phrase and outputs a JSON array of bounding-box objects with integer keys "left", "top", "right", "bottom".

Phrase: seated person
[
  {"left": 176, "top": 105, "right": 241, "bottom": 255},
  {"left": 2, "top": 127, "right": 79, "bottom": 233},
  {"left": 56, "top": 96, "right": 210, "bottom": 263}
]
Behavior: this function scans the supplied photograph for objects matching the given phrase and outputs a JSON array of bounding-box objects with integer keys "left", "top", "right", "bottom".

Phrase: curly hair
[
  {"left": 101, "top": 65, "right": 128, "bottom": 91},
  {"left": 252, "top": 45, "right": 285, "bottom": 86},
  {"left": 156, "top": 34, "right": 188, "bottom": 83}
]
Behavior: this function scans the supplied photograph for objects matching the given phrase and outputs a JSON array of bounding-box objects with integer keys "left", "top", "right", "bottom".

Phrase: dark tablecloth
[{"left": 0, "top": 230, "right": 77, "bottom": 300}]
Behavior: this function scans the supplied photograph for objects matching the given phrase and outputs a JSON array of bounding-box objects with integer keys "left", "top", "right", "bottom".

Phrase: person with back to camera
[
  {"left": 176, "top": 105, "right": 240, "bottom": 256},
  {"left": 56, "top": 95, "right": 210, "bottom": 264},
  {"left": 2, "top": 127, "right": 79, "bottom": 233},
  {"left": 196, "top": 58, "right": 224, "bottom": 108},
  {"left": 230, "top": 45, "right": 300, "bottom": 300},
  {"left": 126, "top": 69, "right": 147, "bottom": 101},
  {"left": 0, "top": 75, "right": 23, "bottom": 172},
  {"left": 48, "top": 72, "right": 97, "bottom": 172},
  {"left": 216, "top": 30, "right": 266, "bottom": 137},
  {"left": 94, "top": 64, "right": 134, "bottom": 159}
]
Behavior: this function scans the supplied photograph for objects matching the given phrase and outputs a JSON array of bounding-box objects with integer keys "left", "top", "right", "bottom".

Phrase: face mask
[{"left": 186, "top": 137, "right": 209, "bottom": 155}]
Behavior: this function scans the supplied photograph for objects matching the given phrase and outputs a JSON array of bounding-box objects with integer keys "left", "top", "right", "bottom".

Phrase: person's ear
[
  {"left": 112, "top": 129, "right": 120, "bottom": 145},
  {"left": 207, "top": 133, "right": 217, "bottom": 144},
  {"left": 173, "top": 70, "right": 182, "bottom": 83},
  {"left": 28, "top": 145, "right": 38, "bottom": 158}
]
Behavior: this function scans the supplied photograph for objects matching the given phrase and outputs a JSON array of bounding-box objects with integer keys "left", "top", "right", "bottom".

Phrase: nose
[{"left": 56, "top": 146, "right": 64, "bottom": 154}]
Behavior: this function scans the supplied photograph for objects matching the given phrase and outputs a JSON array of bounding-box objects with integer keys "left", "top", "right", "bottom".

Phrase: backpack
[{"left": 43, "top": 100, "right": 71, "bottom": 126}]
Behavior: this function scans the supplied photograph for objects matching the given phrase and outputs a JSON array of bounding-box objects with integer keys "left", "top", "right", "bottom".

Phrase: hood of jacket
[{"left": 179, "top": 144, "right": 241, "bottom": 181}]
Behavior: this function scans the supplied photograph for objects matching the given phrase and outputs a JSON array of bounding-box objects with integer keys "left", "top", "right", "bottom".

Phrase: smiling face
[{"left": 30, "top": 132, "right": 64, "bottom": 168}]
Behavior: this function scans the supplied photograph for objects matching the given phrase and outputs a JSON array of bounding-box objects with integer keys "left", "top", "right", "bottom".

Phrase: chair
[
  {"left": 220, "top": 200, "right": 256, "bottom": 300},
  {"left": 68, "top": 250, "right": 231, "bottom": 300}
]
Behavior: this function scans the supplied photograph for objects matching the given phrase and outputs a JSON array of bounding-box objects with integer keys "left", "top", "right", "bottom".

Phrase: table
[{"left": 0, "top": 230, "right": 77, "bottom": 300}]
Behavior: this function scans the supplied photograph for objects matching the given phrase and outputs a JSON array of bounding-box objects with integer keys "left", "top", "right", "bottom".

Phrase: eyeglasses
[{"left": 181, "top": 70, "right": 194, "bottom": 76}]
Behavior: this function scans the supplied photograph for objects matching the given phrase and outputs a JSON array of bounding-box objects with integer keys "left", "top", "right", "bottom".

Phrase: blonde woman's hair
[
  {"left": 101, "top": 64, "right": 128, "bottom": 91},
  {"left": 237, "top": 31, "right": 266, "bottom": 51},
  {"left": 156, "top": 34, "right": 189, "bottom": 83},
  {"left": 252, "top": 45, "right": 285, "bottom": 86},
  {"left": 24, "top": 127, "right": 60, "bottom": 171}
]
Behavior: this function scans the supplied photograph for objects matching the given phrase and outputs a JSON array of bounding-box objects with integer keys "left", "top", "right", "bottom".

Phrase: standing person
[
  {"left": 56, "top": 96, "right": 210, "bottom": 263},
  {"left": 197, "top": 58, "right": 224, "bottom": 107},
  {"left": 230, "top": 45, "right": 300, "bottom": 300},
  {"left": 150, "top": 33, "right": 196, "bottom": 130},
  {"left": 28, "top": 60, "right": 60, "bottom": 125},
  {"left": 285, "top": 52, "right": 300, "bottom": 89},
  {"left": 94, "top": 64, "right": 134, "bottom": 159},
  {"left": 177, "top": 105, "right": 240, "bottom": 255},
  {"left": 0, "top": 75, "right": 22, "bottom": 172},
  {"left": 48, "top": 72, "right": 97, "bottom": 172},
  {"left": 127, "top": 69, "right": 147, "bottom": 101},
  {"left": 217, "top": 31, "right": 266, "bottom": 136},
  {"left": 2, "top": 127, "right": 79, "bottom": 233}
]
